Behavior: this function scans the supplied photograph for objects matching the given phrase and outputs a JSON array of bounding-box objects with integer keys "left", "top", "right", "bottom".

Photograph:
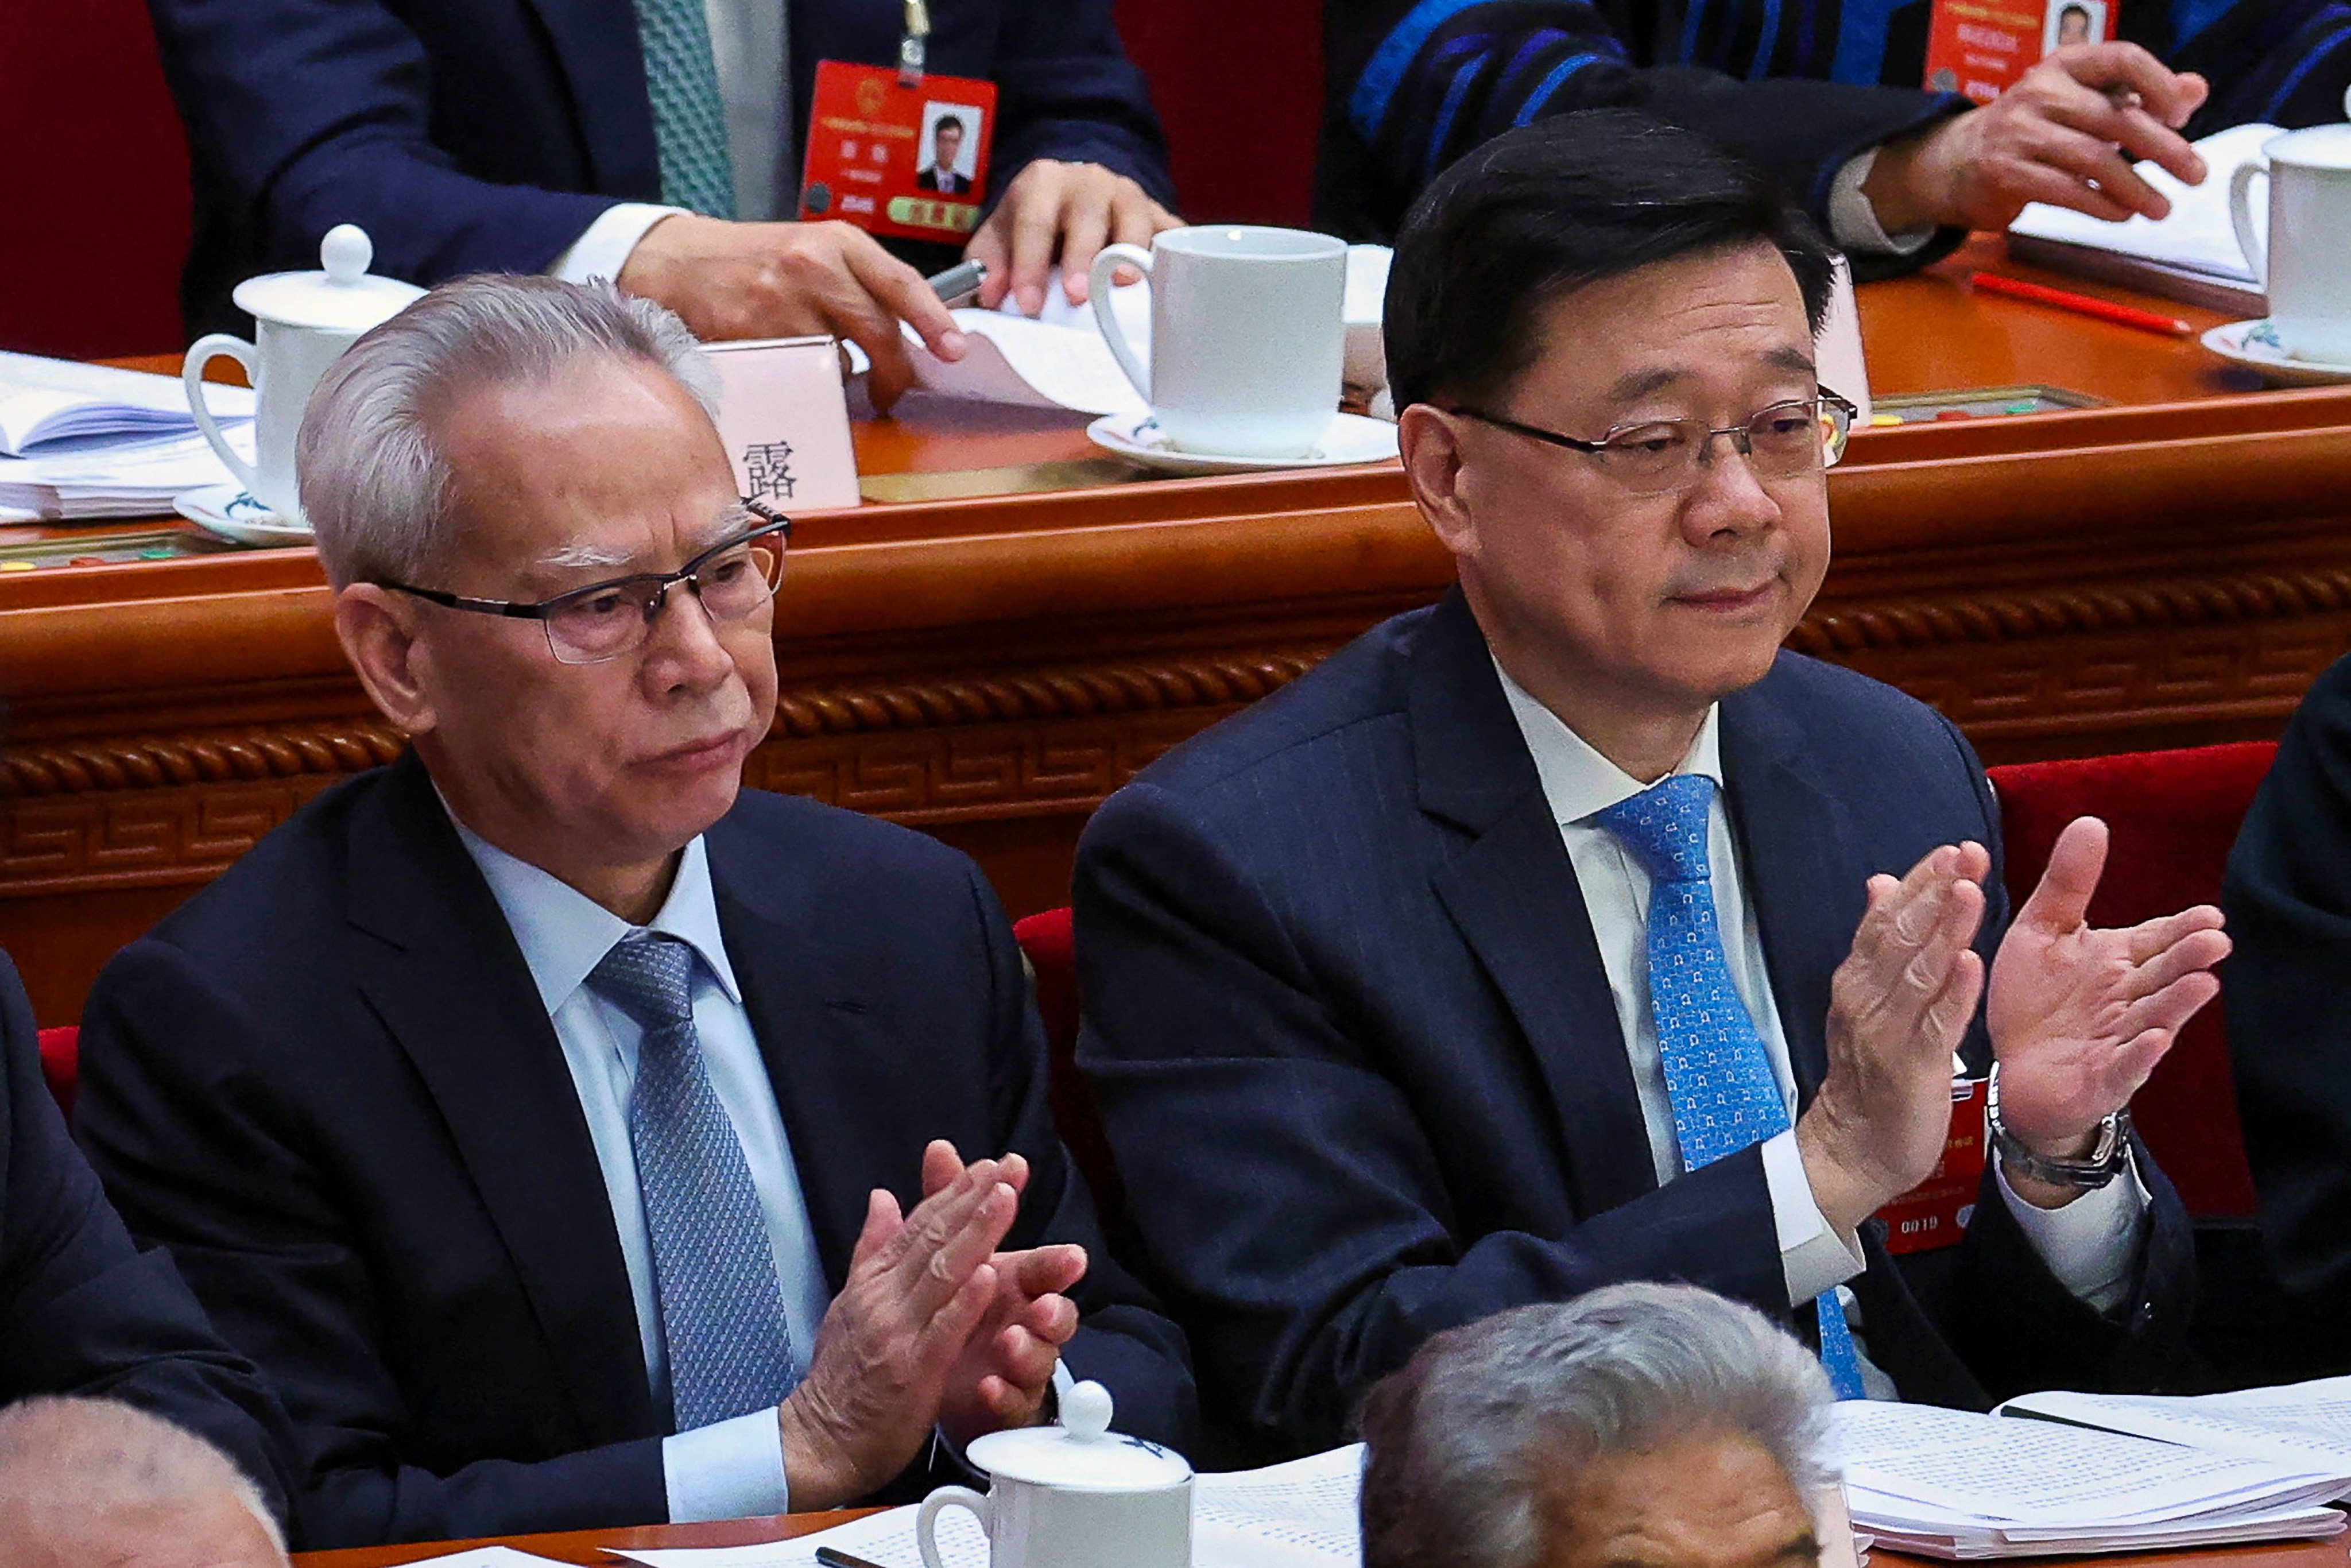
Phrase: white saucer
[
  {"left": 174, "top": 482, "right": 312, "bottom": 546},
  {"left": 2200, "top": 319, "right": 2351, "bottom": 387},
  {"left": 1086, "top": 412, "right": 1400, "bottom": 475}
]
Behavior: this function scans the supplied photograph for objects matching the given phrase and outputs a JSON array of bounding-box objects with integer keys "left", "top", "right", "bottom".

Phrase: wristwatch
[{"left": 1986, "top": 1063, "right": 2132, "bottom": 1190}]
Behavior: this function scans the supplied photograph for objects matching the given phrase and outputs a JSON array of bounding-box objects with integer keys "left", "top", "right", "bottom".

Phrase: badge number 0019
[
  {"left": 799, "top": 61, "right": 999, "bottom": 242},
  {"left": 1924, "top": 0, "right": 2118, "bottom": 102}
]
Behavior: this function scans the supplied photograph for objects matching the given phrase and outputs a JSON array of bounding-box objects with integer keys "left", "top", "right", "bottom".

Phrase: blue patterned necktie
[
  {"left": 633, "top": 0, "right": 739, "bottom": 218},
  {"left": 589, "top": 933, "right": 797, "bottom": 1430},
  {"left": 1593, "top": 773, "right": 1869, "bottom": 1400}
]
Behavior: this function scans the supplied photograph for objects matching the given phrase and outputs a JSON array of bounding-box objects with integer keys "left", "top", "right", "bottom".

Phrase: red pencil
[{"left": 1969, "top": 272, "right": 2192, "bottom": 337}]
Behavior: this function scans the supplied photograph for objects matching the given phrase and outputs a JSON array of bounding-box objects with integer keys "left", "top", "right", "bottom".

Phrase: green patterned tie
[{"left": 635, "top": 0, "right": 739, "bottom": 219}]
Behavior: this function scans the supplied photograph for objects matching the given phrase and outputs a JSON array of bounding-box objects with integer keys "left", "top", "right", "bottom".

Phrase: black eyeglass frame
[
  {"left": 379, "top": 500, "right": 794, "bottom": 663},
  {"left": 1444, "top": 388, "right": 1862, "bottom": 481}
]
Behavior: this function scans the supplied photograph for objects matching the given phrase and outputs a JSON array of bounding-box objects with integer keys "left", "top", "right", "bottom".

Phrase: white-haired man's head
[
  {"left": 1357, "top": 1283, "right": 1834, "bottom": 1568},
  {"left": 0, "top": 1396, "right": 286, "bottom": 1568}
]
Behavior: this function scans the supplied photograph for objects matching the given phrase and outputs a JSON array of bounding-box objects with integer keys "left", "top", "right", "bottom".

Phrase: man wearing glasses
[
  {"left": 73, "top": 277, "right": 1192, "bottom": 1547},
  {"left": 1073, "top": 109, "right": 2225, "bottom": 1461}
]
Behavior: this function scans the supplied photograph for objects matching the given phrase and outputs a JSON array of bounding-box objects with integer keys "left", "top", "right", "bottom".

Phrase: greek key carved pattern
[{"left": 1790, "top": 568, "right": 2351, "bottom": 655}]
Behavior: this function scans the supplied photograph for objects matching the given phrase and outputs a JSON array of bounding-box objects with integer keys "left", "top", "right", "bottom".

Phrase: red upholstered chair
[
  {"left": 1116, "top": 0, "right": 1321, "bottom": 226},
  {"left": 1012, "top": 908, "right": 1129, "bottom": 1234},
  {"left": 36, "top": 1025, "right": 80, "bottom": 1121},
  {"left": 1987, "top": 741, "right": 2276, "bottom": 1221}
]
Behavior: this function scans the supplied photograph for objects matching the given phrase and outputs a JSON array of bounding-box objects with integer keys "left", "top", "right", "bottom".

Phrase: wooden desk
[
  {"left": 291, "top": 1518, "right": 2351, "bottom": 1568},
  {"left": 6, "top": 235, "right": 2348, "bottom": 1024}
]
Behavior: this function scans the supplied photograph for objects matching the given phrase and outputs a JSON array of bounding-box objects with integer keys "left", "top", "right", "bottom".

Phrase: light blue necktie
[
  {"left": 633, "top": 0, "right": 739, "bottom": 218},
  {"left": 1593, "top": 773, "right": 1869, "bottom": 1400},
  {"left": 590, "top": 933, "right": 797, "bottom": 1430}
]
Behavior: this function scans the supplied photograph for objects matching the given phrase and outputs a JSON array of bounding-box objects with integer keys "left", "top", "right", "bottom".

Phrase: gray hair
[
  {"left": 1357, "top": 1284, "right": 1832, "bottom": 1568},
  {"left": 0, "top": 1395, "right": 285, "bottom": 1557},
  {"left": 296, "top": 274, "right": 720, "bottom": 589}
]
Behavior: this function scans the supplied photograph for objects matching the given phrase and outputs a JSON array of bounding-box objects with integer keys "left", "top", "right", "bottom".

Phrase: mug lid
[
  {"left": 2266, "top": 123, "right": 2351, "bottom": 171},
  {"left": 230, "top": 226, "right": 425, "bottom": 331},
  {"left": 963, "top": 1382, "right": 1193, "bottom": 1490}
]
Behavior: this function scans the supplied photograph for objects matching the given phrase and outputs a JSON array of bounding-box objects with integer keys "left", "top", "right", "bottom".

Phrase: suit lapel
[
  {"left": 1412, "top": 593, "right": 1659, "bottom": 1217},
  {"left": 346, "top": 754, "right": 655, "bottom": 1444},
  {"left": 520, "top": 0, "right": 664, "bottom": 198},
  {"left": 1718, "top": 675, "right": 1866, "bottom": 1105},
  {"left": 706, "top": 826, "right": 893, "bottom": 1291}
]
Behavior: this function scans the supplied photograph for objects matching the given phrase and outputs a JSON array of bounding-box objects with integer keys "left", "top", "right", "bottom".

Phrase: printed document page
[{"left": 2001, "top": 1375, "right": 2351, "bottom": 1480}]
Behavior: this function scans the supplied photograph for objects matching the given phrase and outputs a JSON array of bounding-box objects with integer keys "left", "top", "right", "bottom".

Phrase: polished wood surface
[
  {"left": 287, "top": 1515, "right": 2351, "bottom": 1568},
  {"left": 298, "top": 1508, "right": 871, "bottom": 1567},
  {"left": 5, "top": 238, "right": 2348, "bottom": 1024}
]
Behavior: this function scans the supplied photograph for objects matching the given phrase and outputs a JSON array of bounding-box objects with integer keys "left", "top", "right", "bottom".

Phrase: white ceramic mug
[
  {"left": 1090, "top": 226, "right": 1347, "bottom": 458},
  {"left": 2230, "top": 123, "right": 2351, "bottom": 363},
  {"left": 184, "top": 226, "right": 423, "bottom": 522},
  {"left": 917, "top": 1383, "right": 1192, "bottom": 1568}
]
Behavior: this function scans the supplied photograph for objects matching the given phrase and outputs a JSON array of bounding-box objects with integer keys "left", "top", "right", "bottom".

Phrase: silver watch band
[{"left": 1986, "top": 1063, "right": 2131, "bottom": 1190}]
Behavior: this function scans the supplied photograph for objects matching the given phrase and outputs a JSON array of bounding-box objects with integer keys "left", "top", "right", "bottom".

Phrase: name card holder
[{"left": 703, "top": 336, "right": 863, "bottom": 512}]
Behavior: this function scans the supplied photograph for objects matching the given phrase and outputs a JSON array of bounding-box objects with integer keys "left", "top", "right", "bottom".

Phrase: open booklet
[
  {"left": 1825, "top": 1397, "right": 2351, "bottom": 1560},
  {"left": 2005, "top": 123, "right": 2276, "bottom": 315},
  {"left": 897, "top": 248, "right": 1394, "bottom": 419},
  {"left": 602, "top": 1446, "right": 1364, "bottom": 1568},
  {"left": 0, "top": 351, "right": 254, "bottom": 458}
]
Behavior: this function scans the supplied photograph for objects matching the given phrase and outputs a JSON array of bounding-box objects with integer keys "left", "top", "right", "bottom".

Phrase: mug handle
[
  {"left": 183, "top": 334, "right": 263, "bottom": 497},
  {"left": 917, "top": 1485, "right": 993, "bottom": 1568},
  {"left": 2229, "top": 158, "right": 2269, "bottom": 287},
  {"left": 1089, "top": 242, "right": 1156, "bottom": 403}
]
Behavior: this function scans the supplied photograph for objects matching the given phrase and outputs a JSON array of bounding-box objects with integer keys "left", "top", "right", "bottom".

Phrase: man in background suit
[
  {"left": 1318, "top": 0, "right": 2346, "bottom": 273},
  {"left": 1076, "top": 110, "right": 2229, "bottom": 1460},
  {"left": 76, "top": 276, "right": 1192, "bottom": 1547},
  {"left": 0, "top": 950, "right": 291, "bottom": 1534},
  {"left": 149, "top": 0, "right": 1180, "bottom": 404},
  {"left": 2218, "top": 649, "right": 2351, "bottom": 1383}
]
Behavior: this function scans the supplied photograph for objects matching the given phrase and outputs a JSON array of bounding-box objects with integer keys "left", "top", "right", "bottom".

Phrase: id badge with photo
[
  {"left": 1924, "top": 0, "right": 2118, "bottom": 102},
  {"left": 798, "top": 61, "right": 998, "bottom": 242}
]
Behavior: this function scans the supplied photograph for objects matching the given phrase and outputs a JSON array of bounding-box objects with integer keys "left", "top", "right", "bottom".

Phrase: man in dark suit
[
  {"left": 0, "top": 951, "right": 292, "bottom": 1533},
  {"left": 1076, "top": 110, "right": 2229, "bottom": 1460},
  {"left": 75, "top": 275, "right": 1193, "bottom": 1547},
  {"left": 149, "top": 0, "right": 1179, "bottom": 403},
  {"left": 919, "top": 117, "right": 974, "bottom": 194},
  {"left": 2220, "top": 650, "right": 2351, "bottom": 1382},
  {"left": 1318, "top": 0, "right": 2346, "bottom": 274}
]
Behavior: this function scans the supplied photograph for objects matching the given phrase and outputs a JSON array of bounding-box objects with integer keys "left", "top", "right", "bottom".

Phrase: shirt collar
[
  {"left": 1492, "top": 657, "right": 1724, "bottom": 827},
  {"left": 444, "top": 807, "right": 744, "bottom": 1016}
]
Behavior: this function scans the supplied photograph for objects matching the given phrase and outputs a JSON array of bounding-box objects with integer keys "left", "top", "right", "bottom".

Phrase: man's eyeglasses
[
  {"left": 381, "top": 500, "right": 793, "bottom": 665},
  {"left": 1445, "top": 390, "right": 1860, "bottom": 497}
]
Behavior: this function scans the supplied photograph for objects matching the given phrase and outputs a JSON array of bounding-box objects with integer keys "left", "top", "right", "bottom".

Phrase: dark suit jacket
[
  {"left": 76, "top": 753, "right": 1194, "bottom": 1548},
  {"left": 1318, "top": 0, "right": 2350, "bottom": 271},
  {"left": 1075, "top": 591, "right": 2194, "bottom": 1459},
  {"left": 0, "top": 951, "right": 292, "bottom": 1524},
  {"left": 150, "top": 0, "right": 1175, "bottom": 335},
  {"left": 916, "top": 168, "right": 971, "bottom": 193},
  {"left": 2222, "top": 649, "right": 2351, "bottom": 1380}
]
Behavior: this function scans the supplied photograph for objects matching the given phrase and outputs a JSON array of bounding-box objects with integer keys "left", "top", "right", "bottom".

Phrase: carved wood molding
[
  {"left": 770, "top": 649, "right": 1331, "bottom": 735},
  {"left": 0, "top": 721, "right": 406, "bottom": 799},
  {"left": 1792, "top": 567, "right": 2351, "bottom": 655}
]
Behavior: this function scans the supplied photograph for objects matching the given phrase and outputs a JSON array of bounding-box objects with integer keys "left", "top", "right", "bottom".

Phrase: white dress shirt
[
  {"left": 1492, "top": 665, "right": 2151, "bottom": 1393},
  {"left": 452, "top": 820, "right": 830, "bottom": 1522},
  {"left": 552, "top": 0, "right": 796, "bottom": 282}
]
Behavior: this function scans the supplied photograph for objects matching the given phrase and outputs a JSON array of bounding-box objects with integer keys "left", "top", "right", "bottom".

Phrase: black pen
[
  {"left": 815, "top": 1547, "right": 897, "bottom": 1568},
  {"left": 926, "top": 258, "right": 987, "bottom": 305}
]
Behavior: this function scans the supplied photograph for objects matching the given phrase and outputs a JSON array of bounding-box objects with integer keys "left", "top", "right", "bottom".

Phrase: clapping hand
[
  {"left": 918, "top": 1140, "right": 1087, "bottom": 1443},
  {"left": 1986, "top": 816, "right": 2229, "bottom": 1203}
]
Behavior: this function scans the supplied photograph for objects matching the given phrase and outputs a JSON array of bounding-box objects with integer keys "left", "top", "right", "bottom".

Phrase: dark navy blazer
[
  {"left": 150, "top": 0, "right": 1175, "bottom": 335},
  {"left": 1075, "top": 590, "right": 2195, "bottom": 1459},
  {"left": 76, "top": 753, "right": 1195, "bottom": 1547},
  {"left": 0, "top": 950, "right": 294, "bottom": 1524}
]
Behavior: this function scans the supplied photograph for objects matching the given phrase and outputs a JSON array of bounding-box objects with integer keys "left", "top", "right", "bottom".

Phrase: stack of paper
[
  {"left": 2001, "top": 1373, "right": 2351, "bottom": 1473},
  {"left": 2005, "top": 123, "right": 2276, "bottom": 316},
  {"left": 0, "top": 353, "right": 254, "bottom": 522},
  {"left": 1825, "top": 1400, "right": 2350, "bottom": 1559},
  {"left": 605, "top": 1447, "right": 1367, "bottom": 1568}
]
